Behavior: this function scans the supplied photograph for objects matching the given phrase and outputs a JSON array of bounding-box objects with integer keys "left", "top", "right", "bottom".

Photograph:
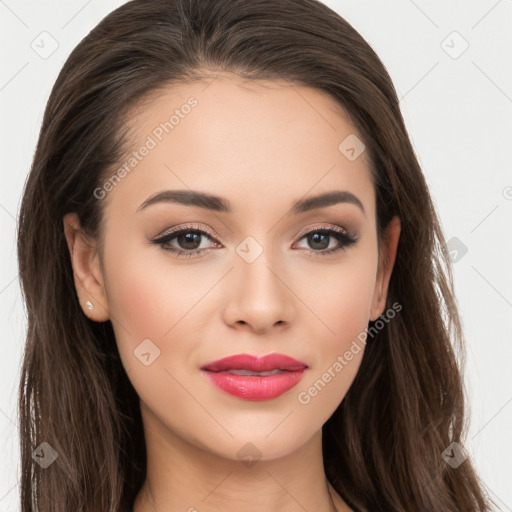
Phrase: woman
[{"left": 17, "top": 0, "right": 495, "bottom": 510}]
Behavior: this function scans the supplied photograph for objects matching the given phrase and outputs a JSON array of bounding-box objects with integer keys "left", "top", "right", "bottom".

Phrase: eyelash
[{"left": 151, "top": 223, "right": 359, "bottom": 259}]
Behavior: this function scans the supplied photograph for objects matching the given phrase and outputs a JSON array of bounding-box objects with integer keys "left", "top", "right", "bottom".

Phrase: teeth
[{"left": 223, "top": 369, "right": 284, "bottom": 376}]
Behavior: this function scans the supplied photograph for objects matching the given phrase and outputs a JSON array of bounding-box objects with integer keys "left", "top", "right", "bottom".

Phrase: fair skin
[{"left": 64, "top": 73, "right": 400, "bottom": 512}]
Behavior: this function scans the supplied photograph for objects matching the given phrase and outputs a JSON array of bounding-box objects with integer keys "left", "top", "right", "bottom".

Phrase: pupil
[
  {"left": 179, "top": 232, "right": 201, "bottom": 250},
  {"left": 309, "top": 233, "right": 329, "bottom": 250}
]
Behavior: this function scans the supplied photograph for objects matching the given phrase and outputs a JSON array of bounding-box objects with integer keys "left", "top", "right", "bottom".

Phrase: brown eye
[{"left": 152, "top": 226, "right": 220, "bottom": 258}]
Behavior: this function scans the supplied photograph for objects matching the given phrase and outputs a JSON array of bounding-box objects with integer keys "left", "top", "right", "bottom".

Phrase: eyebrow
[{"left": 137, "top": 189, "right": 365, "bottom": 216}]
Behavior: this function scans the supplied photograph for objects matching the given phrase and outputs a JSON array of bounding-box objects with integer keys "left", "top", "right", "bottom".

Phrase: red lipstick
[{"left": 200, "top": 353, "right": 308, "bottom": 401}]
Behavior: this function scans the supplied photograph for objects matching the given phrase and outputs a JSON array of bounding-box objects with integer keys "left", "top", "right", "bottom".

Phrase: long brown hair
[{"left": 17, "top": 0, "right": 495, "bottom": 510}]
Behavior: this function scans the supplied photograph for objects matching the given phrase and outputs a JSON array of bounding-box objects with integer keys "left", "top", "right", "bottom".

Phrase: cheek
[
  {"left": 105, "top": 262, "right": 167, "bottom": 340},
  {"left": 103, "top": 254, "right": 203, "bottom": 425},
  {"left": 102, "top": 247, "right": 219, "bottom": 400},
  {"left": 300, "top": 254, "right": 377, "bottom": 345},
  {"left": 102, "top": 249, "right": 186, "bottom": 371},
  {"left": 104, "top": 244, "right": 207, "bottom": 339},
  {"left": 293, "top": 252, "right": 377, "bottom": 412}
]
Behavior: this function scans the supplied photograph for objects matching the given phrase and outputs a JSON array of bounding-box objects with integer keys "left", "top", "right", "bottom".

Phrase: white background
[{"left": 1, "top": 0, "right": 511, "bottom": 510}]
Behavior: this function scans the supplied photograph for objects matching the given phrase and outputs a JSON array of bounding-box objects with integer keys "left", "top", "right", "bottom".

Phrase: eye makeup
[{"left": 149, "top": 223, "right": 359, "bottom": 259}]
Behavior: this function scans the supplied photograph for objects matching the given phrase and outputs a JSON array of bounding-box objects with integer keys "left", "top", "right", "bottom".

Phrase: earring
[{"left": 85, "top": 300, "right": 94, "bottom": 310}]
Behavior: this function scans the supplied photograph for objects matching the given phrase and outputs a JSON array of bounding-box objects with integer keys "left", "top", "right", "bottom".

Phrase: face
[{"left": 65, "top": 73, "right": 399, "bottom": 463}]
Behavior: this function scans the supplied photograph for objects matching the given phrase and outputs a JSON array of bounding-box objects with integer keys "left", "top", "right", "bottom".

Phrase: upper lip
[{"left": 200, "top": 353, "right": 308, "bottom": 372}]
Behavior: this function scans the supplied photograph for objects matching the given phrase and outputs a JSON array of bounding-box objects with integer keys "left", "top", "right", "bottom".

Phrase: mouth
[
  {"left": 213, "top": 368, "right": 287, "bottom": 376},
  {"left": 200, "top": 353, "right": 308, "bottom": 401}
]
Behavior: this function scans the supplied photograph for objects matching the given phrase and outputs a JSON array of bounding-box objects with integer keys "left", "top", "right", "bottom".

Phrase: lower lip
[{"left": 201, "top": 369, "right": 307, "bottom": 400}]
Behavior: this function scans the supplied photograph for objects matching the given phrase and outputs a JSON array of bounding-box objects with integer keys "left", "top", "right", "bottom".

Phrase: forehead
[{"left": 101, "top": 73, "right": 374, "bottom": 220}]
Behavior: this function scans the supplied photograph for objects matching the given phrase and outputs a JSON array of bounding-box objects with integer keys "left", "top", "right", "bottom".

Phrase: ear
[
  {"left": 63, "top": 213, "right": 110, "bottom": 322},
  {"left": 369, "top": 215, "right": 401, "bottom": 321}
]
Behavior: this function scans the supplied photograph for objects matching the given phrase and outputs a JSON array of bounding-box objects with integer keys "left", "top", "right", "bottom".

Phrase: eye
[
  {"left": 293, "top": 225, "right": 358, "bottom": 257},
  {"left": 150, "top": 224, "right": 358, "bottom": 259},
  {"left": 151, "top": 224, "right": 220, "bottom": 258}
]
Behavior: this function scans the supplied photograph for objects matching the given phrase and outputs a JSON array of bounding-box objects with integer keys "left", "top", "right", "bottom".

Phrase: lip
[
  {"left": 201, "top": 353, "right": 308, "bottom": 373},
  {"left": 200, "top": 353, "right": 309, "bottom": 401}
]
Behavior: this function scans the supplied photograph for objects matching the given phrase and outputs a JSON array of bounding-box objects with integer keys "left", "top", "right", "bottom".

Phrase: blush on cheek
[
  {"left": 105, "top": 261, "right": 170, "bottom": 351},
  {"left": 321, "top": 277, "right": 375, "bottom": 337}
]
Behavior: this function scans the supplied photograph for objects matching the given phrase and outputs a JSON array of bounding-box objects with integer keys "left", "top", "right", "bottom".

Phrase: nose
[{"left": 222, "top": 251, "right": 295, "bottom": 335}]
